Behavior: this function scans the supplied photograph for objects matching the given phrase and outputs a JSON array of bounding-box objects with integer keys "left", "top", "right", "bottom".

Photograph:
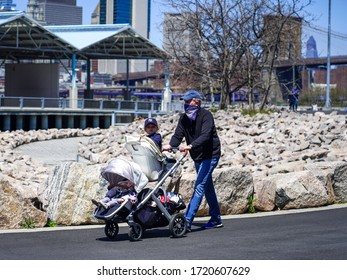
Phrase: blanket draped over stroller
[
  {"left": 101, "top": 157, "right": 148, "bottom": 193},
  {"left": 94, "top": 157, "right": 148, "bottom": 221},
  {"left": 124, "top": 135, "right": 165, "bottom": 181}
]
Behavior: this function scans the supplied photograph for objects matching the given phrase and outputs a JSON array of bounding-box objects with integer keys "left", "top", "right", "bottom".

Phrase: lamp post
[{"left": 325, "top": 0, "right": 331, "bottom": 108}]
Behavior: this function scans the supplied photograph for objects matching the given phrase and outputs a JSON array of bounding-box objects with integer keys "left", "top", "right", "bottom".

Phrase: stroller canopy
[{"left": 101, "top": 157, "right": 149, "bottom": 193}]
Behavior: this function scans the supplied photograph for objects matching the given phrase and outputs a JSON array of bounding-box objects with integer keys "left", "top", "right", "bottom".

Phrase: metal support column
[
  {"left": 69, "top": 53, "right": 78, "bottom": 109},
  {"left": 162, "top": 61, "right": 172, "bottom": 112},
  {"left": 80, "top": 115, "right": 87, "bottom": 129},
  {"left": 93, "top": 116, "right": 99, "bottom": 128},
  {"left": 30, "top": 115, "right": 37, "bottom": 130},
  {"left": 68, "top": 116, "right": 74, "bottom": 128},
  {"left": 16, "top": 115, "right": 23, "bottom": 130},
  {"left": 111, "top": 112, "right": 116, "bottom": 126},
  {"left": 325, "top": 0, "right": 332, "bottom": 108},
  {"left": 55, "top": 115, "right": 62, "bottom": 129},
  {"left": 86, "top": 59, "right": 91, "bottom": 91},
  {"left": 41, "top": 115, "right": 48, "bottom": 130},
  {"left": 104, "top": 114, "right": 111, "bottom": 128},
  {"left": 3, "top": 115, "right": 11, "bottom": 131}
]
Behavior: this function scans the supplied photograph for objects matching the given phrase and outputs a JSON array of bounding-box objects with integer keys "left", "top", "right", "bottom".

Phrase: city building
[
  {"left": 0, "top": 0, "right": 16, "bottom": 11},
  {"left": 163, "top": 12, "right": 200, "bottom": 59},
  {"left": 306, "top": 36, "right": 318, "bottom": 58},
  {"left": 92, "top": 0, "right": 151, "bottom": 76},
  {"left": 26, "top": 0, "right": 82, "bottom": 25},
  {"left": 302, "top": 65, "right": 347, "bottom": 92}
]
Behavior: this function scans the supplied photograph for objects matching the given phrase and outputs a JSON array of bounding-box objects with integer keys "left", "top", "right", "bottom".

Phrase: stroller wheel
[
  {"left": 128, "top": 223, "right": 143, "bottom": 241},
  {"left": 169, "top": 213, "right": 186, "bottom": 238},
  {"left": 104, "top": 221, "right": 119, "bottom": 239}
]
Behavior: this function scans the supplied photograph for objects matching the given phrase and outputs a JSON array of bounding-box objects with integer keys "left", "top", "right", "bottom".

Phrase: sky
[{"left": 14, "top": 0, "right": 347, "bottom": 57}]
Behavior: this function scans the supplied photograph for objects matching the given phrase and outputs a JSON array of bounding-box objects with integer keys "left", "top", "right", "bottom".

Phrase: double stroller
[{"left": 93, "top": 136, "right": 188, "bottom": 241}]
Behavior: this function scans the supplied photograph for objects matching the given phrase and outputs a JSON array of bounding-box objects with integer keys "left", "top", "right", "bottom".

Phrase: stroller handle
[{"left": 169, "top": 147, "right": 189, "bottom": 157}]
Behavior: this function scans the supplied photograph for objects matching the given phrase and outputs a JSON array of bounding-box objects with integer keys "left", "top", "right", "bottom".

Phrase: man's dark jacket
[{"left": 169, "top": 107, "right": 221, "bottom": 161}]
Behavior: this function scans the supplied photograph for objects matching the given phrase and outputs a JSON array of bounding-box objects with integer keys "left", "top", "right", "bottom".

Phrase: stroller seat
[{"left": 93, "top": 197, "right": 133, "bottom": 220}]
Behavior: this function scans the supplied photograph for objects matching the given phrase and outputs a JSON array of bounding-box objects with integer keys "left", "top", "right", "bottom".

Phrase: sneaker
[
  {"left": 185, "top": 219, "right": 191, "bottom": 233},
  {"left": 203, "top": 220, "right": 223, "bottom": 229}
]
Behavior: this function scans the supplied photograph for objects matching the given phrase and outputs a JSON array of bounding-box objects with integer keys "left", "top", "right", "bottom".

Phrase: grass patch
[
  {"left": 45, "top": 218, "right": 57, "bottom": 227},
  {"left": 247, "top": 196, "right": 257, "bottom": 213},
  {"left": 19, "top": 217, "right": 37, "bottom": 229}
]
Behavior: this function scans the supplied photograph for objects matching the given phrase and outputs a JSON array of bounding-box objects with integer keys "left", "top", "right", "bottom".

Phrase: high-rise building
[
  {"left": 93, "top": 0, "right": 151, "bottom": 75},
  {"left": 94, "top": 0, "right": 150, "bottom": 38},
  {"left": 306, "top": 36, "right": 318, "bottom": 58},
  {"left": 26, "top": 0, "right": 82, "bottom": 25},
  {"left": 163, "top": 13, "right": 200, "bottom": 59},
  {"left": 0, "top": 0, "right": 16, "bottom": 11}
]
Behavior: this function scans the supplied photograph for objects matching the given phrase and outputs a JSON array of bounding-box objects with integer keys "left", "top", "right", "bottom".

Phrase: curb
[{"left": 1, "top": 203, "right": 346, "bottom": 234}]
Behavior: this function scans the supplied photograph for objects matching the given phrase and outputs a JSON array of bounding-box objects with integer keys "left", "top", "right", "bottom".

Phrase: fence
[{"left": 0, "top": 96, "right": 170, "bottom": 111}]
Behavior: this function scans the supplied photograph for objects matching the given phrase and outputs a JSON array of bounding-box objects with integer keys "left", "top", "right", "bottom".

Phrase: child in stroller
[{"left": 92, "top": 178, "right": 136, "bottom": 210}]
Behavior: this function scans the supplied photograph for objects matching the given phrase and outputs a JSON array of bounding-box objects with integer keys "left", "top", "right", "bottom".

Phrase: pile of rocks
[
  {"left": 79, "top": 109, "right": 347, "bottom": 174},
  {"left": 0, "top": 128, "right": 101, "bottom": 229},
  {"left": 77, "top": 109, "right": 347, "bottom": 212},
  {"left": 1, "top": 108, "right": 347, "bottom": 229}
]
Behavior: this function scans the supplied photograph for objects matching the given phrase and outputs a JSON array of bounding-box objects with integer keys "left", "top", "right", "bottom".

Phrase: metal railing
[{"left": 0, "top": 96, "right": 184, "bottom": 112}]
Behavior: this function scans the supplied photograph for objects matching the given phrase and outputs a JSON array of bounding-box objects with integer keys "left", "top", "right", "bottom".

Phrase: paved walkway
[{"left": 15, "top": 137, "right": 91, "bottom": 166}]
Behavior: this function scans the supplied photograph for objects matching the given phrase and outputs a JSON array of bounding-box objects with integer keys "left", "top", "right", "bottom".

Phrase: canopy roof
[{"left": 0, "top": 11, "right": 168, "bottom": 61}]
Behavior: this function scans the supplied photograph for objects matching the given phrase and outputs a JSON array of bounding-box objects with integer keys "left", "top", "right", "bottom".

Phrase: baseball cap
[
  {"left": 144, "top": 118, "right": 158, "bottom": 128},
  {"left": 181, "top": 90, "right": 202, "bottom": 101}
]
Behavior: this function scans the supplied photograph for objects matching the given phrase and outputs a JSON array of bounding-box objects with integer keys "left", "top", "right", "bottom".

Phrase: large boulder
[
  {"left": 177, "top": 167, "right": 254, "bottom": 216},
  {"left": 44, "top": 162, "right": 107, "bottom": 225},
  {"left": 270, "top": 170, "right": 330, "bottom": 210},
  {"left": 332, "top": 163, "right": 347, "bottom": 202},
  {"left": 253, "top": 177, "right": 277, "bottom": 211},
  {"left": 0, "top": 175, "right": 48, "bottom": 229}
]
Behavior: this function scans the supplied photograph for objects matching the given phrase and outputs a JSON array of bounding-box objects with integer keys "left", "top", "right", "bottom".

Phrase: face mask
[{"left": 184, "top": 104, "right": 199, "bottom": 121}]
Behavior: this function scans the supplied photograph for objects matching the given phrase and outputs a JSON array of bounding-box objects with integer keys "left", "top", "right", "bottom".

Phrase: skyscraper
[
  {"left": 0, "top": 0, "right": 16, "bottom": 11},
  {"left": 26, "top": 0, "right": 82, "bottom": 25},
  {"left": 93, "top": 0, "right": 151, "bottom": 75},
  {"left": 306, "top": 36, "right": 318, "bottom": 58},
  {"left": 163, "top": 13, "right": 200, "bottom": 59},
  {"left": 96, "top": 0, "right": 150, "bottom": 38}
]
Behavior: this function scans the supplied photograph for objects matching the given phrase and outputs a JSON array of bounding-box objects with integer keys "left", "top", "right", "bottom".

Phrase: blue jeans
[{"left": 184, "top": 157, "right": 221, "bottom": 227}]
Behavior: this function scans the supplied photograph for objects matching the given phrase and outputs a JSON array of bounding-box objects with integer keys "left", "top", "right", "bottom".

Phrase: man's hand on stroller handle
[
  {"left": 162, "top": 144, "right": 190, "bottom": 156},
  {"left": 162, "top": 144, "right": 173, "bottom": 152}
]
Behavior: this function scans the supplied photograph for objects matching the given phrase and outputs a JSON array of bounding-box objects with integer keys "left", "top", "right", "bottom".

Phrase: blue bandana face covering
[{"left": 184, "top": 104, "right": 199, "bottom": 121}]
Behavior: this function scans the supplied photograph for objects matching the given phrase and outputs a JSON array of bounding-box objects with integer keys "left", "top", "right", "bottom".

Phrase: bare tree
[{"left": 161, "top": 0, "right": 312, "bottom": 109}]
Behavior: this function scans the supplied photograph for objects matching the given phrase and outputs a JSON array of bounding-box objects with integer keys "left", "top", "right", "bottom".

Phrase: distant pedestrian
[{"left": 289, "top": 84, "right": 300, "bottom": 112}]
